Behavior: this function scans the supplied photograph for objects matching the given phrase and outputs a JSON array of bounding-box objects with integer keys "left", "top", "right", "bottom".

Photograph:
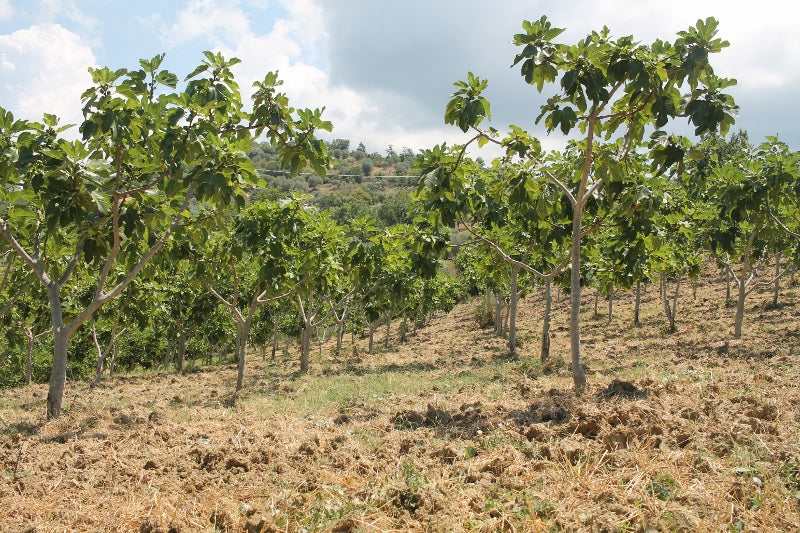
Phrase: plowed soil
[{"left": 1, "top": 268, "right": 799, "bottom": 532}]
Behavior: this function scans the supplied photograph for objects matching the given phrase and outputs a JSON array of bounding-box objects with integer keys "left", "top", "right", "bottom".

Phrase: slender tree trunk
[
  {"left": 541, "top": 278, "right": 552, "bottom": 363},
  {"left": 671, "top": 277, "right": 681, "bottom": 329},
  {"left": 235, "top": 308, "right": 256, "bottom": 391},
  {"left": 300, "top": 325, "right": 311, "bottom": 372},
  {"left": 368, "top": 321, "right": 376, "bottom": 353},
  {"left": 46, "top": 284, "right": 69, "bottom": 420},
  {"left": 92, "top": 321, "right": 107, "bottom": 385},
  {"left": 634, "top": 281, "right": 642, "bottom": 326},
  {"left": 399, "top": 315, "right": 408, "bottom": 344},
  {"left": 317, "top": 324, "right": 329, "bottom": 358},
  {"left": 725, "top": 269, "right": 732, "bottom": 304},
  {"left": 660, "top": 274, "right": 675, "bottom": 333},
  {"left": 109, "top": 344, "right": 117, "bottom": 378},
  {"left": 48, "top": 329, "right": 69, "bottom": 420},
  {"left": 508, "top": 268, "right": 519, "bottom": 356},
  {"left": 176, "top": 318, "right": 187, "bottom": 374},
  {"left": 205, "top": 334, "right": 213, "bottom": 365},
  {"left": 492, "top": 292, "right": 500, "bottom": 335},
  {"left": 271, "top": 313, "right": 279, "bottom": 359},
  {"left": 24, "top": 329, "right": 34, "bottom": 386},
  {"left": 384, "top": 311, "right": 391, "bottom": 348},
  {"left": 235, "top": 321, "right": 247, "bottom": 390},
  {"left": 607, "top": 282, "right": 614, "bottom": 322},
  {"left": 569, "top": 205, "right": 586, "bottom": 394},
  {"left": 163, "top": 344, "right": 173, "bottom": 369},
  {"left": 734, "top": 275, "right": 747, "bottom": 339},
  {"left": 94, "top": 359, "right": 106, "bottom": 384},
  {"left": 336, "top": 318, "right": 345, "bottom": 354},
  {"left": 773, "top": 255, "right": 781, "bottom": 307}
]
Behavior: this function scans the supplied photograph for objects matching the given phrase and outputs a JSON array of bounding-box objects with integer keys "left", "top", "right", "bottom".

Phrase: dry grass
[{"left": 1, "top": 267, "right": 799, "bottom": 532}]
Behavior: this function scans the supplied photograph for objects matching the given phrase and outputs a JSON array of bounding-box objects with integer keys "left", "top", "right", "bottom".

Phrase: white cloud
[
  {"left": 0, "top": 24, "right": 95, "bottom": 128},
  {"left": 30, "top": 0, "right": 98, "bottom": 29},
  {"left": 0, "top": 0, "right": 14, "bottom": 19},
  {"left": 164, "top": 0, "right": 252, "bottom": 48}
]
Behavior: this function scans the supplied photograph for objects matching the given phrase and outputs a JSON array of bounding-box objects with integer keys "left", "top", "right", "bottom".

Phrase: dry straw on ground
[{"left": 1, "top": 267, "right": 799, "bottom": 532}]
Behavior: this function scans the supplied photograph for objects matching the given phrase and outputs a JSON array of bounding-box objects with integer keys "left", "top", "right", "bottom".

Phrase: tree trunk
[
  {"left": 399, "top": 315, "right": 408, "bottom": 344},
  {"left": 205, "top": 334, "right": 213, "bottom": 365},
  {"left": 162, "top": 346, "right": 172, "bottom": 370},
  {"left": 384, "top": 312, "right": 391, "bottom": 348},
  {"left": 317, "top": 325, "right": 327, "bottom": 358},
  {"left": 494, "top": 292, "right": 503, "bottom": 335},
  {"left": 271, "top": 312, "right": 279, "bottom": 359},
  {"left": 25, "top": 329, "right": 34, "bottom": 386},
  {"left": 93, "top": 322, "right": 107, "bottom": 385},
  {"left": 725, "top": 268, "right": 732, "bottom": 304},
  {"left": 634, "top": 281, "right": 642, "bottom": 326},
  {"left": 235, "top": 321, "right": 247, "bottom": 390},
  {"left": 569, "top": 208, "right": 586, "bottom": 395},
  {"left": 46, "top": 285, "right": 69, "bottom": 420},
  {"left": 734, "top": 275, "right": 746, "bottom": 339},
  {"left": 235, "top": 308, "right": 256, "bottom": 391},
  {"left": 773, "top": 255, "right": 781, "bottom": 307},
  {"left": 671, "top": 277, "right": 681, "bottom": 330},
  {"left": 176, "top": 318, "right": 187, "bottom": 374},
  {"left": 508, "top": 268, "right": 519, "bottom": 356},
  {"left": 540, "top": 278, "right": 552, "bottom": 363},
  {"left": 300, "top": 325, "right": 311, "bottom": 372},
  {"left": 47, "top": 329, "right": 69, "bottom": 420},
  {"left": 607, "top": 282, "right": 614, "bottom": 322},
  {"left": 368, "top": 321, "right": 376, "bottom": 353},
  {"left": 336, "top": 318, "right": 345, "bottom": 355},
  {"left": 109, "top": 344, "right": 118, "bottom": 378},
  {"left": 660, "top": 274, "right": 675, "bottom": 333}
]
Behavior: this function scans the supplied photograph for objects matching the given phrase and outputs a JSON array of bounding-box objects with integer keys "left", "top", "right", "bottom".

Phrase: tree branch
[
  {"left": 768, "top": 208, "right": 800, "bottom": 239},
  {"left": 0, "top": 217, "right": 51, "bottom": 287},
  {"left": 543, "top": 170, "right": 576, "bottom": 207}
]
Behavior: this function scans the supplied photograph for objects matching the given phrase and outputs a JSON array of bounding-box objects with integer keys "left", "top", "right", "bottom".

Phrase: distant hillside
[{"left": 247, "top": 138, "right": 420, "bottom": 227}]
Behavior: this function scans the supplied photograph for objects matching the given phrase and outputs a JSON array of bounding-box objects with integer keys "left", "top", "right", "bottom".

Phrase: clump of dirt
[
  {"left": 598, "top": 378, "right": 646, "bottom": 399},
  {"left": 391, "top": 402, "right": 490, "bottom": 438},
  {"left": 510, "top": 388, "right": 573, "bottom": 426}
]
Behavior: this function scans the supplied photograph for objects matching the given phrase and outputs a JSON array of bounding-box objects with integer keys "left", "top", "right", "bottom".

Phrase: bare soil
[{"left": 1, "top": 269, "right": 799, "bottom": 532}]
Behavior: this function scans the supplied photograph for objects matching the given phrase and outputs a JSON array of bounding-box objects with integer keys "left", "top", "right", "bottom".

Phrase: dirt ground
[{"left": 1, "top": 267, "right": 799, "bottom": 532}]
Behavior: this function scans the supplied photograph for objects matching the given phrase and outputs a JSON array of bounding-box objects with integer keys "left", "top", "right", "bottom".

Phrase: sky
[{"left": 1, "top": 0, "right": 799, "bottom": 158}]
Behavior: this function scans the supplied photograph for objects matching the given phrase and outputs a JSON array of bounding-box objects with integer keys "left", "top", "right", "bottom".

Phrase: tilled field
[{"left": 1, "top": 271, "right": 799, "bottom": 532}]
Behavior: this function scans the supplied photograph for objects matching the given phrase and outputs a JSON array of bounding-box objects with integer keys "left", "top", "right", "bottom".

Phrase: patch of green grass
[
  {"left": 646, "top": 473, "right": 677, "bottom": 501},
  {"left": 250, "top": 367, "right": 439, "bottom": 417},
  {"left": 477, "top": 428, "right": 537, "bottom": 456},
  {"left": 252, "top": 355, "right": 523, "bottom": 418}
]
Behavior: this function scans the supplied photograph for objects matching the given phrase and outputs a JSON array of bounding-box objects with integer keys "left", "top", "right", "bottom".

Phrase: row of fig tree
[
  {"left": 414, "top": 16, "right": 799, "bottom": 394},
  {"left": 0, "top": 51, "right": 454, "bottom": 419}
]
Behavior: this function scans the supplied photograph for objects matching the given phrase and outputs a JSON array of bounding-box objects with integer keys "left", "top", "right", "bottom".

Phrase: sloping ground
[{"left": 1, "top": 269, "right": 799, "bottom": 532}]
